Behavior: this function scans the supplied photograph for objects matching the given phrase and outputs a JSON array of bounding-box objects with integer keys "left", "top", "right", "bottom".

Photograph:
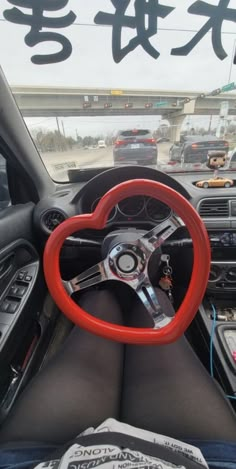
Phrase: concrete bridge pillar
[{"left": 168, "top": 115, "right": 185, "bottom": 142}]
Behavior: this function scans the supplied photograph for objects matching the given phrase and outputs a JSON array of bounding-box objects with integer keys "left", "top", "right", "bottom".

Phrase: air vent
[
  {"left": 198, "top": 199, "right": 229, "bottom": 218},
  {"left": 42, "top": 210, "right": 66, "bottom": 232}
]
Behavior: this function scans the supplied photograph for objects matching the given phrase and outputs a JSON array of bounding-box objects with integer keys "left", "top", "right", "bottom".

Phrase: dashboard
[
  {"left": 34, "top": 165, "right": 236, "bottom": 238},
  {"left": 33, "top": 165, "right": 236, "bottom": 293},
  {"left": 34, "top": 166, "right": 189, "bottom": 235}
]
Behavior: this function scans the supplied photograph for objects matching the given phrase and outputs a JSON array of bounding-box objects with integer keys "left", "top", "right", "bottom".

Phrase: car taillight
[
  {"left": 192, "top": 143, "right": 199, "bottom": 149},
  {"left": 114, "top": 140, "right": 126, "bottom": 146},
  {"left": 143, "top": 138, "right": 156, "bottom": 144},
  {"left": 224, "top": 142, "right": 229, "bottom": 147}
]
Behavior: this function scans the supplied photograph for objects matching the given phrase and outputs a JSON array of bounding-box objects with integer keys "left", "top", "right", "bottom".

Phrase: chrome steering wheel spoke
[
  {"left": 135, "top": 279, "right": 172, "bottom": 329},
  {"left": 140, "top": 215, "right": 184, "bottom": 255},
  {"left": 62, "top": 217, "right": 181, "bottom": 327},
  {"left": 63, "top": 261, "right": 108, "bottom": 295}
]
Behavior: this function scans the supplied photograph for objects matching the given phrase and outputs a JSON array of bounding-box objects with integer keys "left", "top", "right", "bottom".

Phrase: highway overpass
[
  {"left": 12, "top": 86, "right": 236, "bottom": 117},
  {"left": 12, "top": 86, "right": 236, "bottom": 141}
]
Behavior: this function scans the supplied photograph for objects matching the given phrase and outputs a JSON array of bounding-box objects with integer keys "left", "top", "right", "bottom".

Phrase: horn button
[{"left": 108, "top": 244, "right": 146, "bottom": 279}]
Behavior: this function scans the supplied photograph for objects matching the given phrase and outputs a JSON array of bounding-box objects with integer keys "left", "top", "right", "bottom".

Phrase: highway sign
[
  {"left": 221, "top": 82, "right": 236, "bottom": 92},
  {"left": 111, "top": 90, "right": 123, "bottom": 95},
  {"left": 155, "top": 101, "right": 168, "bottom": 107},
  {"left": 220, "top": 101, "right": 229, "bottom": 118}
]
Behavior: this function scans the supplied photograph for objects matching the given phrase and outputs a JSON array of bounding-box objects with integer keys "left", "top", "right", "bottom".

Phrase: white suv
[{"left": 98, "top": 140, "right": 106, "bottom": 148}]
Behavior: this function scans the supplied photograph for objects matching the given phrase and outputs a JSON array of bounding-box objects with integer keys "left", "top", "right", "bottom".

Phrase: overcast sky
[{"left": 0, "top": 0, "right": 235, "bottom": 137}]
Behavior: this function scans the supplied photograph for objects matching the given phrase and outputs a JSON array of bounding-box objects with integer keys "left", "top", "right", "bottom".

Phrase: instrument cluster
[{"left": 90, "top": 196, "right": 172, "bottom": 223}]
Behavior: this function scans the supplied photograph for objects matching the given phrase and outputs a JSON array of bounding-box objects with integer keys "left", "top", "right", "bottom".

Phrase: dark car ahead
[
  {"left": 113, "top": 129, "right": 157, "bottom": 166},
  {"left": 169, "top": 135, "right": 229, "bottom": 164}
]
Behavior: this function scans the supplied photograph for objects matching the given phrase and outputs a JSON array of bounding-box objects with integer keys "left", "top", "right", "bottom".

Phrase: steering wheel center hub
[
  {"left": 108, "top": 243, "right": 146, "bottom": 278},
  {"left": 117, "top": 253, "right": 136, "bottom": 273}
]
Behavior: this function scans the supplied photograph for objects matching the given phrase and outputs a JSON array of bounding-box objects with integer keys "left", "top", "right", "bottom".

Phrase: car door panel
[
  {"left": 0, "top": 239, "right": 40, "bottom": 341},
  {"left": 0, "top": 205, "right": 49, "bottom": 423},
  {"left": 0, "top": 203, "right": 34, "bottom": 251},
  {"left": 0, "top": 154, "right": 10, "bottom": 211}
]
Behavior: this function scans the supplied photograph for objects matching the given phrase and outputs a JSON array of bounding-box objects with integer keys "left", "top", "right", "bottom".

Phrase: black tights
[{"left": 0, "top": 289, "right": 236, "bottom": 445}]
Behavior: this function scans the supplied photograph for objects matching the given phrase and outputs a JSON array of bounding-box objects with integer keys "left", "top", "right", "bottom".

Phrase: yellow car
[{"left": 196, "top": 177, "right": 234, "bottom": 188}]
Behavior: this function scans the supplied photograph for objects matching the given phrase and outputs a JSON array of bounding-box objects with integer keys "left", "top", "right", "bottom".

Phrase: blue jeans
[
  {"left": 190, "top": 441, "right": 236, "bottom": 469},
  {"left": 0, "top": 444, "right": 58, "bottom": 469},
  {"left": 1, "top": 441, "right": 236, "bottom": 469}
]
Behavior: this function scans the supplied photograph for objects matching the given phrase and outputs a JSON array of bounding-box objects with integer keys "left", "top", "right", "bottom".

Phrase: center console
[
  {"left": 208, "top": 231, "right": 236, "bottom": 293},
  {"left": 197, "top": 231, "right": 236, "bottom": 401}
]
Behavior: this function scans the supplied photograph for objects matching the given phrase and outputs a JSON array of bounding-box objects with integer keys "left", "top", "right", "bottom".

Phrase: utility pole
[
  {"left": 61, "top": 120, "right": 66, "bottom": 138},
  {"left": 56, "top": 117, "right": 63, "bottom": 151},
  {"left": 208, "top": 115, "right": 213, "bottom": 133},
  {"left": 56, "top": 116, "right": 61, "bottom": 135}
]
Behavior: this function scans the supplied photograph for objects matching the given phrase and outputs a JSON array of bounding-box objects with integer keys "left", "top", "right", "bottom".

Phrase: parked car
[
  {"left": 98, "top": 140, "right": 106, "bottom": 148},
  {"left": 0, "top": 154, "right": 10, "bottom": 210},
  {"left": 113, "top": 129, "right": 157, "bottom": 165},
  {"left": 169, "top": 135, "right": 229, "bottom": 164}
]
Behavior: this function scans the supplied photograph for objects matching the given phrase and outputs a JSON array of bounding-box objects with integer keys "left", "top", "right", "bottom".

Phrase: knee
[
  {"left": 79, "top": 289, "right": 123, "bottom": 324},
  {"left": 80, "top": 289, "right": 117, "bottom": 306}
]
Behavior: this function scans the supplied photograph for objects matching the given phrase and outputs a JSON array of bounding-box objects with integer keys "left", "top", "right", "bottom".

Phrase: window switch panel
[{"left": 8, "top": 303, "right": 18, "bottom": 314}]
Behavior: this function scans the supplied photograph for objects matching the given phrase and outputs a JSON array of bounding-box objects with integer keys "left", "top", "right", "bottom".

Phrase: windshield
[{"left": 0, "top": 0, "right": 235, "bottom": 182}]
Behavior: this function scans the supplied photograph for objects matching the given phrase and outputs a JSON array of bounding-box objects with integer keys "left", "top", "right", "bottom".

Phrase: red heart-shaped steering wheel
[{"left": 43, "top": 179, "right": 211, "bottom": 345}]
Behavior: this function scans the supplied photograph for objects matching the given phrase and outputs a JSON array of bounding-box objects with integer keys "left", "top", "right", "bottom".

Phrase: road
[{"left": 41, "top": 143, "right": 171, "bottom": 180}]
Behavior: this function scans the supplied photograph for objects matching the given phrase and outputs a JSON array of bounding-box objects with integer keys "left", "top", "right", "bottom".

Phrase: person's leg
[
  {"left": 0, "top": 291, "right": 124, "bottom": 444},
  {"left": 121, "top": 288, "right": 236, "bottom": 441}
]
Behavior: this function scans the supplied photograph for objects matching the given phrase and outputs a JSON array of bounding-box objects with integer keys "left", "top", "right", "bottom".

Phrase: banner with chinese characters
[{"left": 0, "top": 0, "right": 235, "bottom": 90}]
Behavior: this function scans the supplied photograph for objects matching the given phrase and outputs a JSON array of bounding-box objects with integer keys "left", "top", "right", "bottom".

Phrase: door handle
[{"left": 0, "top": 254, "right": 14, "bottom": 279}]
